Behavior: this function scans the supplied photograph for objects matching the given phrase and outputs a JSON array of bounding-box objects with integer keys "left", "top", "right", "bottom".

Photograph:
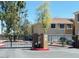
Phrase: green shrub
[{"left": 59, "top": 37, "right": 67, "bottom": 47}]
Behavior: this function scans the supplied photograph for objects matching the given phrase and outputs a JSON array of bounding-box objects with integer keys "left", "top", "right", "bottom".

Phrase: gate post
[
  {"left": 32, "top": 33, "right": 48, "bottom": 50},
  {"left": 9, "top": 35, "right": 12, "bottom": 47}
]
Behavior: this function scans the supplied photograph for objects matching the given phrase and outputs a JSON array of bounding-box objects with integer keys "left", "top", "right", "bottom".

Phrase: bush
[
  {"left": 72, "top": 35, "right": 77, "bottom": 41},
  {"left": 59, "top": 37, "right": 67, "bottom": 47}
]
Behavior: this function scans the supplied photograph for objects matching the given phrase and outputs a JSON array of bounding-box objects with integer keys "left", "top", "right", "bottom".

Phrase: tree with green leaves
[
  {"left": 0, "top": 1, "right": 26, "bottom": 41},
  {"left": 37, "top": 2, "right": 51, "bottom": 34},
  {"left": 19, "top": 9, "right": 32, "bottom": 40},
  {"left": 33, "top": 2, "right": 52, "bottom": 49},
  {"left": 0, "top": 12, "right": 5, "bottom": 34}
]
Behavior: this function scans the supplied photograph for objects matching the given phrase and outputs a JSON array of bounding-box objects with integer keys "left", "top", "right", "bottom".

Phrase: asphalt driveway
[{"left": 0, "top": 45, "right": 79, "bottom": 58}]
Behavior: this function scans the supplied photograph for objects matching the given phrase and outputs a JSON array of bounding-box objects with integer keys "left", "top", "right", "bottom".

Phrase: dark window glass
[
  {"left": 51, "top": 24, "right": 56, "bottom": 28},
  {"left": 60, "top": 24, "right": 64, "bottom": 28},
  {"left": 67, "top": 24, "right": 71, "bottom": 28}
]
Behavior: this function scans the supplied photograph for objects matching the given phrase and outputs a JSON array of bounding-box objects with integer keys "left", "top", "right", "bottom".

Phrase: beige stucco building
[
  {"left": 32, "top": 18, "right": 73, "bottom": 42},
  {"left": 32, "top": 11, "right": 79, "bottom": 42}
]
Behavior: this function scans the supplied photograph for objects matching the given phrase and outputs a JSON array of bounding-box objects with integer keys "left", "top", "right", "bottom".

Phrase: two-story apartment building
[{"left": 32, "top": 18, "right": 73, "bottom": 42}]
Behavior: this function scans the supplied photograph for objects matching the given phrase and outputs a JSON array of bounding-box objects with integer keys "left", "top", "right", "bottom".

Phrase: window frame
[
  {"left": 51, "top": 24, "right": 56, "bottom": 28},
  {"left": 60, "top": 24, "right": 64, "bottom": 29},
  {"left": 67, "top": 24, "right": 72, "bottom": 29}
]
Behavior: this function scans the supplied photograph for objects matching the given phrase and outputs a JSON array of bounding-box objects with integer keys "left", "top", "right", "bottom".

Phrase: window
[
  {"left": 51, "top": 24, "right": 56, "bottom": 28},
  {"left": 60, "top": 24, "right": 64, "bottom": 28},
  {"left": 67, "top": 24, "right": 72, "bottom": 28}
]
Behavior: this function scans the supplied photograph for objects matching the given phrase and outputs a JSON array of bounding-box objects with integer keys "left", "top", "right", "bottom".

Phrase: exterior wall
[
  {"left": 48, "top": 34, "right": 72, "bottom": 42},
  {"left": 33, "top": 23, "right": 73, "bottom": 42},
  {"left": 48, "top": 24, "right": 72, "bottom": 34},
  {"left": 32, "top": 23, "right": 44, "bottom": 34},
  {"left": 48, "top": 23, "right": 72, "bottom": 42},
  {"left": 75, "top": 22, "right": 79, "bottom": 35},
  {"left": 74, "top": 13, "right": 79, "bottom": 40},
  {"left": 48, "top": 28, "right": 65, "bottom": 34},
  {"left": 65, "top": 29, "right": 72, "bottom": 34},
  {"left": 74, "top": 14, "right": 79, "bottom": 35},
  {"left": 65, "top": 24, "right": 73, "bottom": 34}
]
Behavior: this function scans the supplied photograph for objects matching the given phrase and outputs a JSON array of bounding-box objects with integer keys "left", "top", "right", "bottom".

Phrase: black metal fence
[{"left": 0, "top": 35, "right": 32, "bottom": 48}]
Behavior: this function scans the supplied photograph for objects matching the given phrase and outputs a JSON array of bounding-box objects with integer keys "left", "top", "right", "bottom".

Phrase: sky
[
  {"left": 26, "top": 1, "right": 79, "bottom": 23},
  {"left": 1, "top": 1, "right": 79, "bottom": 34}
]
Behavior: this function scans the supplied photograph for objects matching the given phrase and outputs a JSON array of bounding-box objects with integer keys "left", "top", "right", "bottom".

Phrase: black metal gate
[{"left": 0, "top": 35, "right": 32, "bottom": 48}]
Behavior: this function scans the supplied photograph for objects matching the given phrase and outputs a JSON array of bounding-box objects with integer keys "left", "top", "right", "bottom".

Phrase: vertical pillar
[
  {"left": 32, "top": 33, "right": 48, "bottom": 50},
  {"left": 40, "top": 34, "right": 48, "bottom": 49}
]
